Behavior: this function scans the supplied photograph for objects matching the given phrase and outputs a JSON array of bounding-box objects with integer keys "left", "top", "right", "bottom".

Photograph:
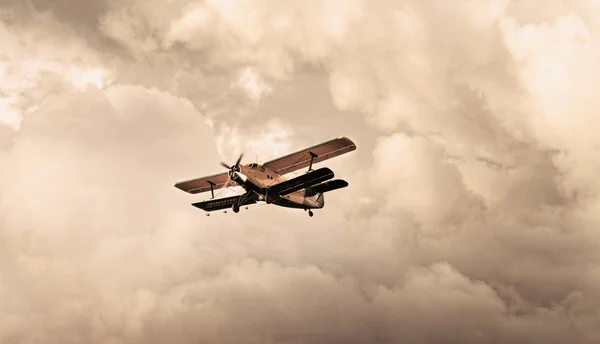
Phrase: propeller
[
  {"left": 221, "top": 152, "right": 243, "bottom": 173},
  {"left": 220, "top": 153, "right": 244, "bottom": 188}
]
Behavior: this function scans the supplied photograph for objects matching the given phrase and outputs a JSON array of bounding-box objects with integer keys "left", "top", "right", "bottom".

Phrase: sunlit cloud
[
  {"left": 69, "top": 67, "right": 110, "bottom": 90},
  {"left": 214, "top": 119, "right": 291, "bottom": 164},
  {"left": 234, "top": 67, "right": 272, "bottom": 102},
  {"left": 0, "top": 98, "right": 21, "bottom": 129}
]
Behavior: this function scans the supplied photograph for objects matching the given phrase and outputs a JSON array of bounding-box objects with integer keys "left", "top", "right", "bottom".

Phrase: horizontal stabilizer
[
  {"left": 268, "top": 167, "right": 334, "bottom": 198},
  {"left": 310, "top": 179, "right": 349, "bottom": 194},
  {"left": 192, "top": 193, "right": 257, "bottom": 212}
]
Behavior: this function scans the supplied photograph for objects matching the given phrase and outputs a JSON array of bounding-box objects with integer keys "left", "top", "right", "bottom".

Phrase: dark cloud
[{"left": 28, "top": 0, "right": 108, "bottom": 28}]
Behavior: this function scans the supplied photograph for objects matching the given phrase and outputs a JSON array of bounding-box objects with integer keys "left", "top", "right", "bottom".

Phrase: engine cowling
[{"left": 231, "top": 171, "right": 248, "bottom": 184}]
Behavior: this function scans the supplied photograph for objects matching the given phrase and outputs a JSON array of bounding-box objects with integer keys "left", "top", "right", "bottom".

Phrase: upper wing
[
  {"left": 263, "top": 136, "right": 356, "bottom": 176},
  {"left": 192, "top": 193, "right": 258, "bottom": 212},
  {"left": 174, "top": 171, "right": 229, "bottom": 194}
]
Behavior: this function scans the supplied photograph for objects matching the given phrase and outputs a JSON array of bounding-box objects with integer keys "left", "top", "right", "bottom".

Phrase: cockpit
[{"left": 248, "top": 163, "right": 265, "bottom": 171}]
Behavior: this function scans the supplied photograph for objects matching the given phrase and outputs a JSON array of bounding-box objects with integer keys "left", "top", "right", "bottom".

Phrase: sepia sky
[{"left": 1, "top": 0, "right": 600, "bottom": 343}]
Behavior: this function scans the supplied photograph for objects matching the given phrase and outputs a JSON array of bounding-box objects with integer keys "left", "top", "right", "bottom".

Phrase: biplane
[{"left": 174, "top": 136, "right": 356, "bottom": 217}]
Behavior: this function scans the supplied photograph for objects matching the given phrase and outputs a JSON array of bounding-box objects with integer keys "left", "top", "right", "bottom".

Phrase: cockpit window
[{"left": 247, "top": 163, "right": 264, "bottom": 171}]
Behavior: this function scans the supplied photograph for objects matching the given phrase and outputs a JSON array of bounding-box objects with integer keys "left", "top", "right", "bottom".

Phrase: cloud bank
[{"left": 1, "top": 0, "right": 600, "bottom": 343}]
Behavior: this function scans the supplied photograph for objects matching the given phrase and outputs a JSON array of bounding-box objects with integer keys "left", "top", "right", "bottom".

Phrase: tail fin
[
  {"left": 304, "top": 179, "right": 347, "bottom": 209},
  {"left": 316, "top": 191, "right": 325, "bottom": 207},
  {"left": 304, "top": 190, "right": 326, "bottom": 208}
]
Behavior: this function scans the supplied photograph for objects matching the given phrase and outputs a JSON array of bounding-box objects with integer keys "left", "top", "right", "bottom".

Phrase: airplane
[{"left": 174, "top": 136, "right": 357, "bottom": 217}]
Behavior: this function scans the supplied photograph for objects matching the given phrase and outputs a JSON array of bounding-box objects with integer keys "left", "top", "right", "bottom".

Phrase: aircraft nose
[{"left": 233, "top": 171, "right": 248, "bottom": 183}]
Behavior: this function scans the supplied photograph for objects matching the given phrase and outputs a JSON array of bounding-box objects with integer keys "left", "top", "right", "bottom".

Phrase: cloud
[
  {"left": 1, "top": 0, "right": 600, "bottom": 343},
  {"left": 136, "top": 261, "right": 511, "bottom": 344},
  {"left": 0, "top": 84, "right": 219, "bottom": 343},
  {"left": 368, "top": 133, "right": 482, "bottom": 227},
  {"left": 0, "top": 4, "right": 113, "bottom": 129}
]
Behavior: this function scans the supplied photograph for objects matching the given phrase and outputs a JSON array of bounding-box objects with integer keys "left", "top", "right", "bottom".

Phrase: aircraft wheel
[
  {"left": 232, "top": 204, "right": 240, "bottom": 213},
  {"left": 308, "top": 210, "right": 313, "bottom": 217}
]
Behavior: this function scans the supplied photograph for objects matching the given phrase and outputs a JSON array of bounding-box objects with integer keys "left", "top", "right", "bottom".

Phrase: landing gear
[
  {"left": 308, "top": 210, "right": 313, "bottom": 217},
  {"left": 232, "top": 203, "right": 240, "bottom": 213}
]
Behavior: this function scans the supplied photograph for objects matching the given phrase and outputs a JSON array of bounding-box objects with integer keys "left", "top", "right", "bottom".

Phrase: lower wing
[
  {"left": 309, "top": 179, "right": 348, "bottom": 194},
  {"left": 192, "top": 193, "right": 258, "bottom": 212},
  {"left": 268, "top": 167, "right": 335, "bottom": 199}
]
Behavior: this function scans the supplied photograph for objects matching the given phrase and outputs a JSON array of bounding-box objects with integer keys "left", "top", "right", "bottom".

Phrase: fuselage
[{"left": 232, "top": 163, "right": 325, "bottom": 209}]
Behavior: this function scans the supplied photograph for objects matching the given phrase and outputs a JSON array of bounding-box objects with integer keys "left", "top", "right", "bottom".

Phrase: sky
[{"left": 1, "top": 0, "right": 600, "bottom": 343}]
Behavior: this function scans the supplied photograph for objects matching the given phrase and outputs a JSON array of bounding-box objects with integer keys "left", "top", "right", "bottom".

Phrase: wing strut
[
  {"left": 207, "top": 180, "right": 216, "bottom": 199},
  {"left": 308, "top": 152, "right": 318, "bottom": 172}
]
